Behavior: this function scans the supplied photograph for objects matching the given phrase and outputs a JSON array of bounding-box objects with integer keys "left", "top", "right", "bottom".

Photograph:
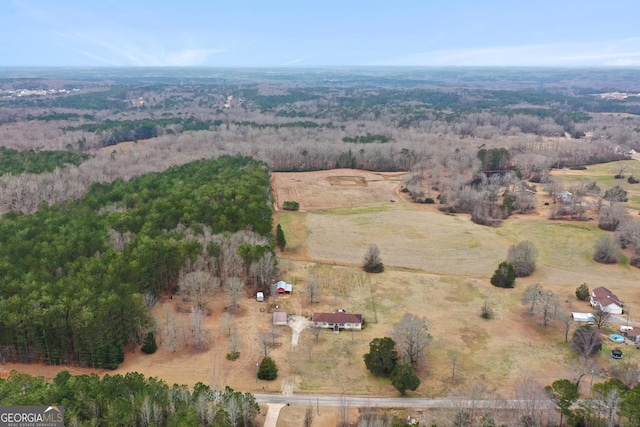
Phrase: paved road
[{"left": 254, "top": 393, "right": 522, "bottom": 409}]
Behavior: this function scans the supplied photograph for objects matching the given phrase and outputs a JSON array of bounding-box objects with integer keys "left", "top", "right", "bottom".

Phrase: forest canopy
[
  {"left": 0, "top": 370, "right": 260, "bottom": 427},
  {"left": 0, "top": 155, "right": 273, "bottom": 368}
]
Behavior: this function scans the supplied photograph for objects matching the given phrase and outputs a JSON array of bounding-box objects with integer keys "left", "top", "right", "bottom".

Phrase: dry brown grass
[{"left": 6, "top": 168, "right": 640, "bottom": 409}]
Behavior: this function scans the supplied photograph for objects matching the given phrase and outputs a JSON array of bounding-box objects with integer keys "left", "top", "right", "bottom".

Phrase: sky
[{"left": 1, "top": 0, "right": 640, "bottom": 67}]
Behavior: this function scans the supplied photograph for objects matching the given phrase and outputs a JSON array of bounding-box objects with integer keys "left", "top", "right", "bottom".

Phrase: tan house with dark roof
[{"left": 312, "top": 311, "right": 363, "bottom": 331}]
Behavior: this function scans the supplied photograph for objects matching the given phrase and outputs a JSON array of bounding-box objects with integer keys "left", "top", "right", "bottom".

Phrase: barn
[{"left": 276, "top": 280, "right": 293, "bottom": 294}]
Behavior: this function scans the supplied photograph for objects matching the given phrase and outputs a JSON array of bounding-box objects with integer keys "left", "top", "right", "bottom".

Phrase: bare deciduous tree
[
  {"left": 592, "top": 307, "right": 611, "bottom": 330},
  {"left": 391, "top": 313, "right": 431, "bottom": 365},
  {"left": 507, "top": 241, "right": 538, "bottom": 277},
  {"left": 572, "top": 327, "right": 602, "bottom": 357},
  {"left": 538, "top": 289, "right": 559, "bottom": 327},
  {"left": 219, "top": 312, "right": 236, "bottom": 337},
  {"left": 598, "top": 204, "right": 629, "bottom": 231},
  {"left": 448, "top": 350, "right": 461, "bottom": 382},
  {"left": 311, "top": 325, "right": 322, "bottom": 342},
  {"left": 305, "top": 275, "right": 321, "bottom": 304},
  {"left": 594, "top": 235, "right": 620, "bottom": 264},
  {"left": 190, "top": 306, "right": 209, "bottom": 349},
  {"left": 179, "top": 270, "right": 219, "bottom": 311},
  {"left": 257, "top": 330, "right": 271, "bottom": 358},
  {"left": 229, "top": 327, "right": 240, "bottom": 355},
  {"left": 573, "top": 355, "right": 597, "bottom": 389},
  {"left": 163, "top": 307, "right": 178, "bottom": 352},
  {"left": 557, "top": 312, "right": 573, "bottom": 343},
  {"left": 363, "top": 244, "right": 384, "bottom": 273},
  {"left": 224, "top": 277, "right": 244, "bottom": 311},
  {"left": 522, "top": 284, "right": 543, "bottom": 315},
  {"left": 514, "top": 378, "right": 554, "bottom": 427}
]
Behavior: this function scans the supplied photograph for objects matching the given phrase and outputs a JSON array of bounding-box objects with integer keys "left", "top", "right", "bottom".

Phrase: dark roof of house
[
  {"left": 312, "top": 312, "right": 363, "bottom": 324},
  {"left": 592, "top": 287, "right": 622, "bottom": 306},
  {"left": 626, "top": 329, "right": 640, "bottom": 338}
]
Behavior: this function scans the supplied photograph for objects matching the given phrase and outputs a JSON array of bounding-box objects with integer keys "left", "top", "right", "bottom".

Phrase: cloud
[
  {"left": 381, "top": 38, "right": 640, "bottom": 67},
  {"left": 280, "top": 57, "right": 310, "bottom": 66},
  {"left": 54, "top": 31, "right": 226, "bottom": 66}
]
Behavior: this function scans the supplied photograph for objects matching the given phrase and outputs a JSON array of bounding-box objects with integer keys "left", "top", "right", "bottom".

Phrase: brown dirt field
[{"left": 272, "top": 169, "right": 404, "bottom": 211}]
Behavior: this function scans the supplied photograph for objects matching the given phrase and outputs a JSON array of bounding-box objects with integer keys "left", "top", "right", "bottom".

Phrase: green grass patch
[
  {"left": 317, "top": 204, "right": 394, "bottom": 216},
  {"left": 497, "top": 219, "right": 606, "bottom": 269},
  {"left": 276, "top": 212, "right": 307, "bottom": 253}
]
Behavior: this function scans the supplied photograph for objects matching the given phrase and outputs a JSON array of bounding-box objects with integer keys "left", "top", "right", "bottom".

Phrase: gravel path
[{"left": 288, "top": 315, "right": 310, "bottom": 347}]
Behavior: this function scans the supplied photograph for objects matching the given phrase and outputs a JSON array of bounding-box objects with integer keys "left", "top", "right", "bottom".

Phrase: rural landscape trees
[{"left": 2, "top": 68, "right": 640, "bottom": 422}]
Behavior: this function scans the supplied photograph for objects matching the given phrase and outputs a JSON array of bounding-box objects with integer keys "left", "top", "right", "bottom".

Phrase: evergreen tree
[
  {"left": 363, "top": 337, "right": 398, "bottom": 377},
  {"left": 276, "top": 224, "right": 286, "bottom": 250},
  {"left": 545, "top": 379, "right": 579, "bottom": 427},
  {"left": 141, "top": 332, "right": 158, "bottom": 354},
  {"left": 575, "top": 283, "right": 590, "bottom": 301},
  {"left": 390, "top": 361, "right": 420, "bottom": 395},
  {"left": 257, "top": 356, "right": 278, "bottom": 380},
  {"left": 490, "top": 262, "right": 516, "bottom": 288}
]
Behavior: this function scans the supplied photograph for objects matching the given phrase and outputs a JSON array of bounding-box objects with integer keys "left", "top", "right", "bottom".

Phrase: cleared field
[
  {"left": 304, "top": 207, "right": 508, "bottom": 277},
  {"left": 272, "top": 169, "right": 404, "bottom": 211}
]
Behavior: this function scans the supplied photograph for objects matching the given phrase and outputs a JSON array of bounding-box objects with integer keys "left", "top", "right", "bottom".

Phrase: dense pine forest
[{"left": 0, "top": 155, "right": 273, "bottom": 368}]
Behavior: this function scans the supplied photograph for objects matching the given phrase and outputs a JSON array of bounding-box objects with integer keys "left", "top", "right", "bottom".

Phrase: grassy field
[
  {"left": 5, "top": 167, "right": 640, "bottom": 418},
  {"left": 272, "top": 168, "right": 640, "bottom": 399}
]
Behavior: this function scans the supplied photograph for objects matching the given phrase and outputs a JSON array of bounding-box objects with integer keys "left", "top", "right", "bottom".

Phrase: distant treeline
[
  {"left": 0, "top": 147, "right": 89, "bottom": 175},
  {"left": 342, "top": 134, "right": 391, "bottom": 143},
  {"left": 0, "top": 155, "right": 273, "bottom": 368},
  {"left": 68, "top": 117, "right": 222, "bottom": 145},
  {"left": 0, "top": 370, "right": 260, "bottom": 426}
]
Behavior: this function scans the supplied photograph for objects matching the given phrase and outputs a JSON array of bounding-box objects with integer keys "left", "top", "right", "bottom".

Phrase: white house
[
  {"left": 590, "top": 286, "right": 623, "bottom": 315},
  {"left": 312, "top": 311, "right": 363, "bottom": 331}
]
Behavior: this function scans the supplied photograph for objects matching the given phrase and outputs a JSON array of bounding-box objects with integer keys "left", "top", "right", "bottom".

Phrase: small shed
[
  {"left": 276, "top": 280, "right": 293, "bottom": 294},
  {"left": 273, "top": 312, "right": 288, "bottom": 326},
  {"left": 572, "top": 312, "right": 595, "bottom": 324},
  {"left": 256, "top": 292, "right": 264, "bottom": 302}
]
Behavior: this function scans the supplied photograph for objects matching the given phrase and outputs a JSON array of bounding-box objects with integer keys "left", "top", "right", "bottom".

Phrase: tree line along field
[{"left": 1, "top": 68, "right": 640, "bottom": 425}]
